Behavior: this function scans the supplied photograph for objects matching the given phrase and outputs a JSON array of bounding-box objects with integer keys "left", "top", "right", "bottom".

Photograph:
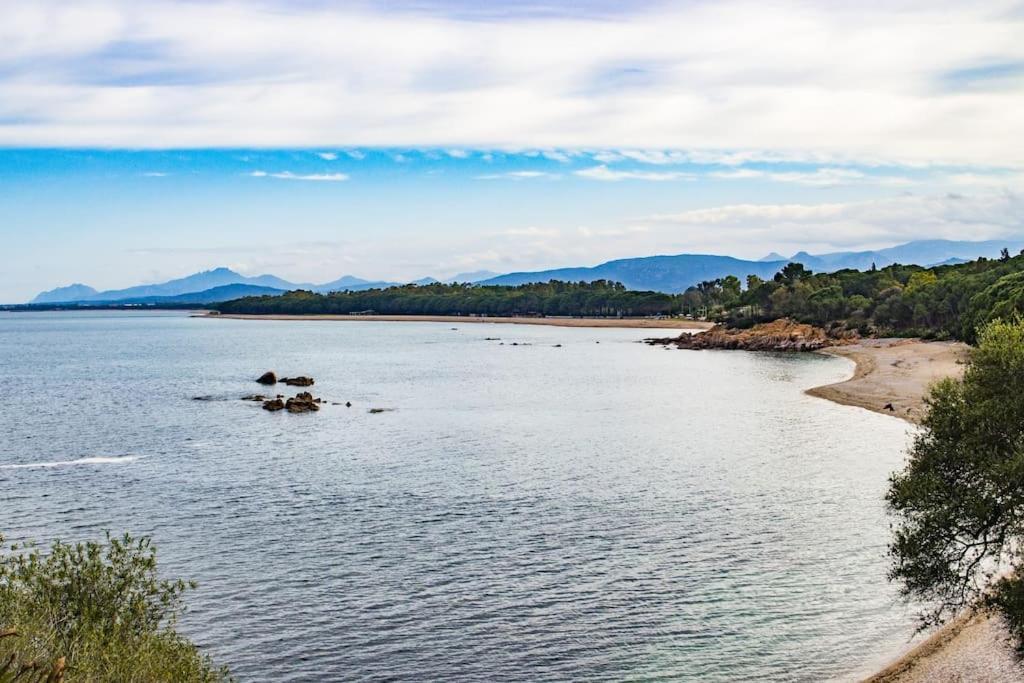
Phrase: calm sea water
[{"left": 0, "top": 311, "right": 919, "bottom": 681}]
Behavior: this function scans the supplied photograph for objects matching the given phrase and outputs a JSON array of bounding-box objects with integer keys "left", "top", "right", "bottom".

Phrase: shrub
[{"left": 0, "top": 532, "right": 228, "bottom": 682}]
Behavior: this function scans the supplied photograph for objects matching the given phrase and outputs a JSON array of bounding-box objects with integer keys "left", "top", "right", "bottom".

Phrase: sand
[
  {"left": 807, "top": 339, "right": 1022, "bottom": 681},
  {"left": 808, "top": 338, "right": 969, "bottom": 424},
  {"left": 205, "top": 313, "right": 715, "bottom": 330}
]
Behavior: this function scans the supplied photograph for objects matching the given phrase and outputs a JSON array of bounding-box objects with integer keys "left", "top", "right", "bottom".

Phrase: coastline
[
  {"left": 203, "top": 312, "right": 716, "bottom": 330},
  {"left": 808, "top": 338, "right": 969, "bottom": 425},
  {"left": 807, "top": 339, "right": 1021, "bottom": 681}
]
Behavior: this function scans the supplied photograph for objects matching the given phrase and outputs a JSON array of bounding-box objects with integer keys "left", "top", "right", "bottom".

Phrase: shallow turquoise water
[{"left": 0, "top": 311, "right": 918, "bottom": 681}]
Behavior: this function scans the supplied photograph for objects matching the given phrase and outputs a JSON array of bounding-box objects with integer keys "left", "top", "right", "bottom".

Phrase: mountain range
[
  {"left": 479, "top": 239, "right": 1024, "bottom": 290},
  {"left": 27, "top": 239, "right": 1024, "bottom": 305},
  {"left": 29, "top": 268, "right": 490, "bottom": 305}
]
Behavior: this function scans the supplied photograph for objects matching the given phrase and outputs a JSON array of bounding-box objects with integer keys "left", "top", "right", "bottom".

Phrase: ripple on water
[{"left": 0, "top": 312, "right": 918, "bottom": 681}]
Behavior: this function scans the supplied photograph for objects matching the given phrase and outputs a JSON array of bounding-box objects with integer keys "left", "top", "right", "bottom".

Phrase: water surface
[{"left": 0, "top": 311, "right": 917, "bottom": 681}]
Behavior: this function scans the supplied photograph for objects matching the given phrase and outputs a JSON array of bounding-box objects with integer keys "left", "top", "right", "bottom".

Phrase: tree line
[
  {"left": 215, "top": 280, "right": 678, "bottom": 318},
  {"left": 682, "top": 248, "right": 1024, "bottom": 343}
]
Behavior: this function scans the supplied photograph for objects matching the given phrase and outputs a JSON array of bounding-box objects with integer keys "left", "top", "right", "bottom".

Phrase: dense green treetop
[
  {"left": 887, "top": 319, "right": 1024, "bottom": 647},
  {"left": 215, "top": 280, "right": 677, "bottom": 318},
  {"left": 687, "top": 249, "right": 1024, "bottom": 342}
]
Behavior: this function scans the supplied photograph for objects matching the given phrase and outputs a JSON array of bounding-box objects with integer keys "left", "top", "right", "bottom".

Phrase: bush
[{"left": 0, "top": 532, "right": 228, "bottom": 682}]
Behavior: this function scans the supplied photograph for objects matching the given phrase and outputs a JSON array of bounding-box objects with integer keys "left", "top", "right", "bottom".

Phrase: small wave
[{"left": 1, "top": 456, "right": 139, "bottom": 470}]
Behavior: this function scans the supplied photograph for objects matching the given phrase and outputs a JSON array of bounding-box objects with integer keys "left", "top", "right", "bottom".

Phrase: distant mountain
[
  {"left": 931, "top": 257, "right": 970, "bottom": 267},
  {"left": 67, "top": 267, "right": 295, "bottom": 303},
  {"left": 479, "top": 239, "right": 1024, "bottom": 293},
  {"left": 106, "top": 284, "right": 287, "bottom": 305},
  {"left": 480, "top": 255, "right": 788, "bottom": 292},
  {"left": 447, "top": 270, "right": 500, "bottom": 283},
  {"left": 29, "top": 268, "right": 398, "bottom": 303},
  {"left": 410, "top": 277, "right": 441, "bottom": 286},
  {"left": 31, "top": 283, "right": 98, "bottom": 304},
  {"left": 759, "top": 252, "right": 787, "bottom": 262},
  {"left": 313, "top": 275, "right": 374, "bottom": 292},
  {"left": 29, "top": 239, "right": 1024, "bottom": 303},
  {"left": 789, "top": 239, "right": 1024, "bottom": 273}
]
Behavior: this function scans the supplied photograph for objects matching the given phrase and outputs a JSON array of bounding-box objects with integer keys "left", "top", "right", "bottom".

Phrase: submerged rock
[
  {"left": 256, "top": 371, "right": 277, "bottom": 385},
  {"left": 241, "top": 394, "right": 268, "bottom": 401},
  {"left": 281, "top": 376, "right": 315, "bottom": 387}
]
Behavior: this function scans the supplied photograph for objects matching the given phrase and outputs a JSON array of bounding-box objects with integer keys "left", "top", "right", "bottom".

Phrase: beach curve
[{"left": 807, "top": 338, "right": 1021, "bottom": 681}]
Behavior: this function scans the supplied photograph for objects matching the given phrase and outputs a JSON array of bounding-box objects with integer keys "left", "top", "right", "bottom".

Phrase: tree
[
  {"left": 887, "top": 318, "right": 1024, "bottom": 644},
  {"left": 1002, "top": 247, "right": 1011, "bottom": 262},
  {"left": 720, "top": 275, "right": 742, "bottom": 304},
  {"left": 774, "top": 262, "right": 812, "bottom": 286}
]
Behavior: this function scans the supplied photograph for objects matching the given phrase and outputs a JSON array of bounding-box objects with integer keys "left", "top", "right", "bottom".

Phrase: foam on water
[{"left": 1, "top": 455, "right": 138, "bottom": 469}]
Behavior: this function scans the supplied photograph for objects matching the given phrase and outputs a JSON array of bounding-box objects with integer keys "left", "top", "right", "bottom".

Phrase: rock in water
[
  {"left": 262, "top": 398, "right": 285, "bottom": 411},
  {"left": 281, "top": 376, "right": 314, "bottom": 387},
  {"left": 256, "top": 371, "right": 277, "bottom": 385},
  {"left": 285, "top": 392, "right": 320, "bottom": 413}
]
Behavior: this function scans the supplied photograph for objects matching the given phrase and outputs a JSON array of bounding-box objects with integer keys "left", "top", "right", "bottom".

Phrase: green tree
[
  {"left": 887, "top": 319, "right": 1024, "bottom": 643},
  {"left": 774, "top": 262, "right": 812, "bottom": 286}
]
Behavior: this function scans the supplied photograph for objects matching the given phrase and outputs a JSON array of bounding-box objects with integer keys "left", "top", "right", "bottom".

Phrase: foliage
[
  {"left": 216, "top": 279, "right": 677, "bottom": 318},
  {"left": 886, "top": 319, "right": 1024, "bottom": 639},
  {"left": 0, "top": 532, "right": 228, "bottom": 682},
  {"left": 678, "top": 248, "right": 1024, "bottom": 341}
]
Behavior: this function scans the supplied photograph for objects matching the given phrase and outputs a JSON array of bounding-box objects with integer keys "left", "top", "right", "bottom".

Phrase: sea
[{"left": 0, "top": 311, "right": 921, "bottom": 681}]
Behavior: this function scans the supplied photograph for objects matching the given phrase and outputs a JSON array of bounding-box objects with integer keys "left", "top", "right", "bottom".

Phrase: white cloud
[
  {"left": 710, "top": 167, "right": 915, "bottom": 187},
  {"left": 575, "top": 165, "right": 694, "bottom": 182},
  {"left": 249, "top": 170, "right": 349, "bottom": 181},
  {"left": 446, "top": 149, "right": 469, "bottom": 158},
  {"left": 142, "top": 171, "right": 167, "bottom": 177},
  {"left": 642, "top": 192, "right": 1024, "bottom": 252},
  {"left": 0, "top": 1, "right": 1021, "bottom": 167},
  {"left": 316, "top": 152, "right": 338, "bottom": 160},
  {"left": 475, "top": 170, "right": 559, "bottom": 180}
]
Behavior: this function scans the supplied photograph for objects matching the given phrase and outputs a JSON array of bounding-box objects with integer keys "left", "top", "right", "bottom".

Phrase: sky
[{"left": 1, "top": 0, "right": 1023, "bottom": 302}]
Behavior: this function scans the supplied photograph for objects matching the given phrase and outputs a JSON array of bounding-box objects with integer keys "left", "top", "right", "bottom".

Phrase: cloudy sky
[{"left": 2, "top": 0, "right": 1023, "bottom": 301}]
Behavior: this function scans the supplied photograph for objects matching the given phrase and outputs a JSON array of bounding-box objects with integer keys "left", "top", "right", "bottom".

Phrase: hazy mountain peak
[
  {"left": 30, "top": 283, "right": 98, "bottom": 304},
  {"left": 759, "top": 252, "right": 787, "bottom": 262}
]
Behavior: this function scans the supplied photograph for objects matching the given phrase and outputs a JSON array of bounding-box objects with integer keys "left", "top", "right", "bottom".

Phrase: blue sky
[{"left": 1, "top": 0, "right": 1023, "bottom": 302}]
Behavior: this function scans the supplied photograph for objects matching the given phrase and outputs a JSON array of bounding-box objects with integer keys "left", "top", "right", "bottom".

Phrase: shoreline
[
  {"left": 203, "top": 312, "right": 715, "bottom": 330},
  {"left": 808, "top": 338, "right": 969, "bottom": 425},
  {"left": 807, "top": 339, "right": 1021, "bottom": 681}
]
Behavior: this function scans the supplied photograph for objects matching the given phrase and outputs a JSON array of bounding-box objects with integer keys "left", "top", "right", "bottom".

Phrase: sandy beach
[
  {"left": 808, "top": 338, "right": 969, "bottom": 424},
  {"left": 206, "top": 313, "right": 715, "bottom": 330},
  {"left": 808, "top": 339, "right": 1021, "bottom": 682}
]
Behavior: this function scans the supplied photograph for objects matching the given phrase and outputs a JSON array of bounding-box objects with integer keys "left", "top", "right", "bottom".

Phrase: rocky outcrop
[
  {"left": 285, "top": 391, "right": 320, "bottom": 413},
  {"left": 647, "top": 318, "right": 854, "bottom": 352},
  {"left": 262, "top": 398, "right": 285, "bottom": 411},
  {"left": 256, "top": 371, "right": 277, "bottom": 385},
  {"left": 281, "top": 376, "right": 314, "bottom": 387}
]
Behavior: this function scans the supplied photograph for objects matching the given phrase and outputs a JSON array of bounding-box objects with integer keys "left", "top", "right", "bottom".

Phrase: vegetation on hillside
[
  {"left": 887, "top": 318, "right": 1024, "bottom": 647},
  {"left": 213, "top": 250, "right": 1024, "bottom": 342},
  {"left": 0, "top": 532, "right": 228, "bottom": 682},
  {"left": 215, "top": 280, "right": 677, "bottom": 318},
  {"left": 682, "top": 248, "right": 1024, "bottom": 343}
]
